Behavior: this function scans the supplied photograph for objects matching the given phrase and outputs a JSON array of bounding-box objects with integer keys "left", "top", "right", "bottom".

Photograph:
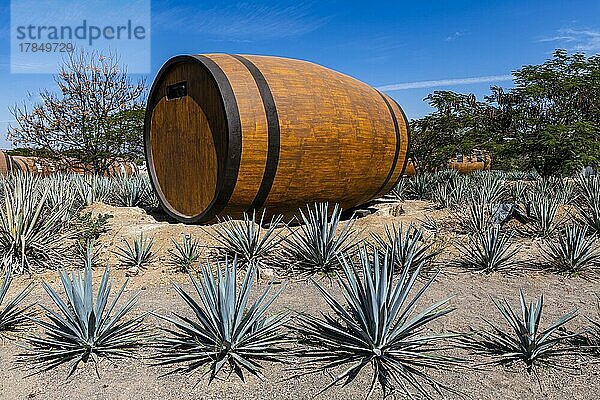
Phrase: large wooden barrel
[
  {"left": 11, "top": 156, "right": 32, "bottom": 173},
  {"left": 145, "top": 54, "right": 410, "bottom": 223},
  {"left": 0, "top": 151, "right": 16, "bottom": 175},
  {"left": 108, "top": 160, "right": 139, "bottom": 176},
  {"left": 403, "top": 159, "right": 417, "bottom": 177},
  {"left": 448, "top": 149, "right": 491, "bottom": 174}
]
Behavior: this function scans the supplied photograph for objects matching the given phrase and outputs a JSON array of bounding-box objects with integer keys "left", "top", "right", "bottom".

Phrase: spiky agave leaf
[
  {"left": 431, "top": 173, "right": 470, "bottom": 209},
  {"left": 208, "top": 210, "right": 285, "bottom": 268},
  {"left": 111, "top": 176, "right": 147, "bottom": 207},
  {"left": 43, "top": 174, "right": 78, "bottom": 222},
  {"left": 526, "top": 192, "right": 560, "bottom": 237},
  {"left": 282, "top": 203, "right": 361, "bottom": 277},
  {"left": 138, "top": 175, "right": 159, "bottom": 208},
  {"left": 575, "top": 176, "right": 600, "bottom": 234},
  {"left": 576, "top": 200, "right": 600, "bottom": 235},
  {"left": 20, "top": 265, "right": 147, "bottom": 375},
  {"left": 371, "top": 224, "right": 439, "bottom": 271},
  {"left": 388, "top": 179, "right": 408, "bottom": 201},
  {"left": 466, "top": 289, "right": 579, "bottom": 374},
  {"left": 585, "top": 293, "right": 600, "bottom": 352},
  {"left": 509, "top": 181, "right": 529, "bottom": 204},
  {"left": 432, "top": 179, "right": 452, "bottom": 209},
  {"left": 0, "top": 265, "right": 34, "bottom": 338},
  {"left": 456, "top": 226, "right": 518, "bottom": 273},
  {"left": 470, "top": 172, "right": 507, "bottom": 205},
  {"left": 448, "top": 176, "right": 470, "bottom": 208},
  {"left": 407, "top": 173, "right": 437, "bottom": 200},
  {"left": 114, "top": 233, "right": 155, "bottom": 270},
  {"left": 168, "top": 234, "right": 201, "bottom": 272},
  {"left": 154, "top": 257, "right": 289, "bottom": 382},
  {"left": 295, "top": 247, "right": 464, "bottom": 399},
  {"left": 0, "top": 173, "right": 70, "bottom": 274},
  {"left": 72, "top": 174, "right": 112, "bottom": 207},
  {"left": 539, "top": 224, "right": 600, "bottom": 274},
  {"left": 456, "top": 200, "right": 492, "bottom": 234},
  {"left": 76, "top": 238, "right": 101, "bottom": 270}
]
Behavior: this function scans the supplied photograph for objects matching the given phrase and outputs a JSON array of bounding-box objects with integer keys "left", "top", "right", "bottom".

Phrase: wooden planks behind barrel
[
  {"left": 11, "top": 156, "right": 32, "bottom": 173},
  {"left": 0, "top": 150, "right": 16, "bottom": 175},
  {"left": 145, "top": 54, "right": 410, "bottom": 224}
]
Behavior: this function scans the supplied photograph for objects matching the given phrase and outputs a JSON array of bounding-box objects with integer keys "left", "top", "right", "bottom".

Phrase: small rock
[
  {"left": 353, "top": 209, "right": 373, "bottom": 218},
  {"left": 259, "top": 268, "right": 275, "bottom": 281},
  {"left": 126, "top": 266, "right": 140, "bottom": 277},
  {"left": 387, "top": 204, "right": 404, "bottom": 217}
]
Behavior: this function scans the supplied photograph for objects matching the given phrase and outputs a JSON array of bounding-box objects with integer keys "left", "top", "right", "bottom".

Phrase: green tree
[
  {"left": 488, "top": 49, "right": 600, "bottom": 176},
  {"left": 411, "top": 49, "right": 600, "bottom": 176},
  {"left": 410, "top": 91, "right": 498, "bottom": 172},
  {"left": 8, "top": 50, "right": 146, "bottom": 174}
]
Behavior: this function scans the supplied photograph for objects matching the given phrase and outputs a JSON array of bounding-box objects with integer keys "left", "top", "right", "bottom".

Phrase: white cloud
[
  {"left": 377, "top": 74, "right": 513, "bottom": 91},
  {"left": 153, "top": 2, "right": 328, "bottom": 40},
  {"left": 444, "top": 31, "right": 464, "bottom": 42},
  {"left": 538, "top": 28, "right": 600, "bottom": 52}
]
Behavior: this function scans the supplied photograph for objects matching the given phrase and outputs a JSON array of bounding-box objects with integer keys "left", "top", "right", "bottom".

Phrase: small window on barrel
[{"left": 166, "top": 81, "right": 187, "bottom": 100}]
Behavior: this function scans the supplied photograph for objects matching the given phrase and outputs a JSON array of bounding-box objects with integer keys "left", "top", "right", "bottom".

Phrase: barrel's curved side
[
  {"left": 374, "top": 94, "right": 411, "bottom": 196},
  {"left": 199, "top": 54, "right": 272, "bottom": 218},
  {"left": 238, "top": 55, "right": 398, "bottom": 215},
  {"left": 230, "top": 54, "right": 280, "bottom": 213},
  {"left": 12, "top": 156, "right": 30, "bottom": 173},
  {"left": 147, "top": 53, "right": 410, "bottom": 223},
  {"left": 389, "top": 97, "right": 411, "bottom": 188},
  {"left": 0, "top": 151, "right": 11, "bottom": 175},
  {"left": 373, "top": 91, "right": 402, "bottom": 198}
]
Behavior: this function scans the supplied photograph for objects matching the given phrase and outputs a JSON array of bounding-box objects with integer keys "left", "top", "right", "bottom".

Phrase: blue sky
[{"left": 0, "top": 0, "right": 599, "bottom": 148}]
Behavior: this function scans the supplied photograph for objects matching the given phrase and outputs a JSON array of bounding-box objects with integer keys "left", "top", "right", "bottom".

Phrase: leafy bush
[
  {"left": 155, "top": 258, "right": 288, "bottom": 382},
  {"left": 466, "top": 289, "right": 578, "bottom": 374},
  {"left": 539, "top": 224, "right": 600, "bottom": 274},
  {"left": 72, "top": 211, "right": 113, "bottom": 244},
  {"left": 282, "top": 203, "right": 360, "bottom": 277},
  {"left": 20, "top": 265, "right": 147, "bottom": 375},
  {"left": 208, "top": 210, "right": 284, "bottom": 269},
  {"left": 296, "top": 247, "right": 463, "bottom": 398},
  {"left": 456, "top": 227, "right": 517, "bottom": 273},
  {"left": 168, "top": 234, "right": 201, "bottom": 272},
  {"left": 0, "top": 266, "right": 33, "bottom": 339}
]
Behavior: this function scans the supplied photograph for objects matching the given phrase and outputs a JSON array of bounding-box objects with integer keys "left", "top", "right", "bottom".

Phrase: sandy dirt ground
[{"left": 1, "top": 200, "right": 599, "bottom": 400}]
